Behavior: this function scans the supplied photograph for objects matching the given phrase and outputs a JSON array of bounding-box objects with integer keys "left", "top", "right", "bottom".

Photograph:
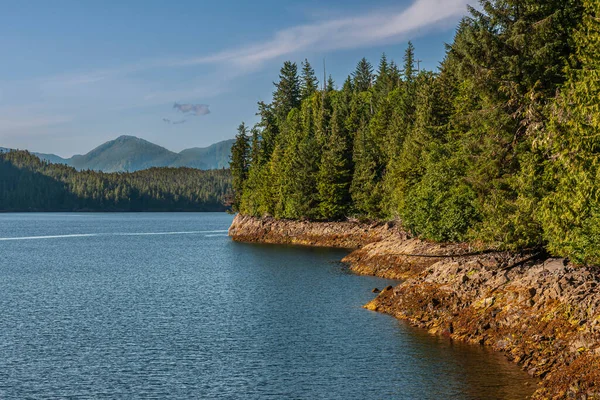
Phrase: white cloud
[
  {"left": 162, "top": 0, "right": 470, "bottom": 69},
  {"left": 42, "top": 0, "right": 470, "bottom": 86}
]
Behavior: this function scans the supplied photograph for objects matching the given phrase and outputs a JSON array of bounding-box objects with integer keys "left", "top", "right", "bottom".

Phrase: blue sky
[{"left": 0, "top": 0, "right": 472, "bottom": 156}]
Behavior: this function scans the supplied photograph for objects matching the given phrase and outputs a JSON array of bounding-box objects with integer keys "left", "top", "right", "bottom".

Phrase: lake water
[{"left": 0, "top": 213, "right": 535, "bottom": 399}]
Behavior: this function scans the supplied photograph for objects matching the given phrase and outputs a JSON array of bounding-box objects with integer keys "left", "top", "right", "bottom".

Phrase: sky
[{"left": 0, "top": 0, "right": 473, "bottom": 157}]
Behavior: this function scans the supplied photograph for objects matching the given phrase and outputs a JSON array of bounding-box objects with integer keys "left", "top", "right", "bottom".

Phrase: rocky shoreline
[
  {"left": 229, "top": 215, "right": 600, "bottom": 399},
  {"left": 228, "top": 214, "right": 404, "bottom": 249}
]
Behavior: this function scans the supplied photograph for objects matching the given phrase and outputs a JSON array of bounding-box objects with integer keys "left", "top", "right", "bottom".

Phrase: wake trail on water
[{"left": 0, "top": 230, "right": 229, "bottom": 241}]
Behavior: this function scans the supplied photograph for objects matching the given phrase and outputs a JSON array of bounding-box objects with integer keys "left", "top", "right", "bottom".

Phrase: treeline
[
  {"left": 230, "top": 0, "right": 600, "bottom": 264},
  {"left": 0, "top": 150, "right": 232, "bottom": 212}
]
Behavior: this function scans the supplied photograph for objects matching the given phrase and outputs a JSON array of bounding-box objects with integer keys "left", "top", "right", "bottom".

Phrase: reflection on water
[{"left": 0, "top": 213, "right": 536, "bottom": 399}]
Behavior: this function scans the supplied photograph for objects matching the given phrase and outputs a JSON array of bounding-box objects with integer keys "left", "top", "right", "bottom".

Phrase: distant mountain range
[{"left": 0, "top": 136, "right": 234, "bottom": 172}]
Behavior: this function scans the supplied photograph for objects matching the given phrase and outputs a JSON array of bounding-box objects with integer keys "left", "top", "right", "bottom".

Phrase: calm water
[{"left": 0, "top": 213, "right": 535, "bottom": 399}]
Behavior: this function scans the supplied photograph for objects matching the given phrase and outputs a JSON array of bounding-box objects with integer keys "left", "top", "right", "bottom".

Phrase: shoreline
[{"left": 229, "top": 214, "right": 600, "bottom": 399}]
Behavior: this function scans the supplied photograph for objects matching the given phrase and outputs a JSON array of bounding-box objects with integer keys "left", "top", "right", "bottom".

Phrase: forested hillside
[
  {"left": 0, "top": 150, "right": 232, "bottom": 212},
  {"left": 231, "top": 0, "right": 600, "bottom": 264}
]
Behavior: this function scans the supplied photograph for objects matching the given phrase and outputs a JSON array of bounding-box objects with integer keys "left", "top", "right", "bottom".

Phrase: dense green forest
[
  {"left": 230, "top": 0, "right": 600, "bottom": 264},
  {"left": 0, "top": 150, "right": 232, "bottom": 212}
]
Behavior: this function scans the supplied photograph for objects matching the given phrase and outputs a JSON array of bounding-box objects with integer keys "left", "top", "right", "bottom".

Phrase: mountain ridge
[{"left": 1, "top": 136, "right": 234, "bottom": 172}]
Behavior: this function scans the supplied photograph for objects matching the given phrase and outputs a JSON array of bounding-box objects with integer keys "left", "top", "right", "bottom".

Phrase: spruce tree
[
  {"left": 374, "top": 53, "right": 391, "bottom": 96},
  {"left": 540, "top": 0, "right": 600, "bottom": 264},
  {"left": 351, "top": 122, "right": 382, "bottom": 218},
  {"left": 256, "top": 101, "right": 278, "bottom": 161},
  {"left": 403, "top": 41, "right": 416, "bottom": 84},
  {"left": 272, "top": 61, "right": 301, "bottom": 125},
  {"left": 352, "top": 58, "right": 374, "bottom": 92},
  {"left": 230, "top": 122, "right": 250, "bottom": 210},
  {"left": 300, "top": 59, "right": 319, "bottom": 100},
  {"left": 446, "top": 0, "right": 583, "bottom": 248},
  {"left": 318, "top": 105, "right": 353, "bottom": 220},
  {"left": 249, "top": 127, "right": 262, "bottom": 167},
  {"left": 326, "top": 75, "right": 336, "bottom": 92},
  {"left": 389, "top": 61, "right": 401, "bottom": 89},
  {"left": 276, "top": 108, "right": 319, "bottom": 219}
]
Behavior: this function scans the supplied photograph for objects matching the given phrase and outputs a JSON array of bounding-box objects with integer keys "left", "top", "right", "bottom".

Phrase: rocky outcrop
[
  {"left": 230, "top": 215, "right": 600, "bottom": 399},
  {"left": 228, "top": 214, "right": 402, "bottom": 249},
  {"left": 343, "top": 236, "right": 473, "bottom": 279},
  {"left": 363, "top": 251, "right": 600, "bottom": 399}
]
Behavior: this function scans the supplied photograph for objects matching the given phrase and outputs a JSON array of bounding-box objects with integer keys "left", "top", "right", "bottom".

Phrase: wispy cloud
[
  {"left": 161, "top": 0, "right": 470, "bottom": 69},
  {"left": 173, "top": 103, "right": 210, "bottom": 116},
  {"left": 42, "top": 0, "right": 470, "bottom": 88}
]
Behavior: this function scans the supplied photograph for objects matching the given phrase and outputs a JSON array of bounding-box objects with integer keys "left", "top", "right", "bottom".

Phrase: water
[{"left": 0, "top": 213, "right": 535, "bottom": 399}]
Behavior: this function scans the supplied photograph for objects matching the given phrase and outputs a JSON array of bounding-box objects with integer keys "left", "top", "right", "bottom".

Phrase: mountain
[
  {"left": 4, "top": 145, "right": 70, "bottom": 164},
  {"left": 1, "top": 136, "right": 234, "bottom": 172},
  {"left": 69, "top": 135, "right": 178, "bottom": 172},
  {"left": 173, "top": 140, "right": 233, "bottom": 170},
  {"left": 33, "top": 152, "right": 70, "bottom": 165}
]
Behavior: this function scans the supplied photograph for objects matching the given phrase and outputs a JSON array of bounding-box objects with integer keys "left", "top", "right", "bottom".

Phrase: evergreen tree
[
  {"left": 300, "top": 59, "right": 319, "bottom": 100},
  {"left": 403, "top": 41, "right": 416, "bottom": 84},
  {"left": 317, "top": 105, "right": 353, "bottom": 220},
  {"left": 351, "top": 122, "right": 382, "bottom": 218},
  {"left": 374, "top": 53, "right": 391, "bottom": 96},
  {"left": 249, "top": 126, "right": 262, "bottom": 167},
  {"left": 445, "top": 0, "right": 583, "bottom": 248},
  {"left": 540, "top": 0, "right": 600, "bottom": 264},
  {"left": 389, "top": 60, "right": 401, "bottom": 89},
  {"left": 275, "top": 108, "right": 319, "bottom": 219},
  {"left": 272, "top": 61, "right": 301, "bottom": 125},
  {"left": 256, "top": 101, "right": 278, "bottom": 161},
  {"left": 230, "top": 123, "right": 250, "bottom": 210},
  {"left": 352, "top": 58, "right": 374, "bottom": 92},
  {"left": 326, "top": 75, "right": 336, "bottom": 92}
]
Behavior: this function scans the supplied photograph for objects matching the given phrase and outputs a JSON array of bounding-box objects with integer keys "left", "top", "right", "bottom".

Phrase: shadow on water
[
  {"left": 229, "top": 241, "right": 538, "bottom": 399},
  {"left": 391, "top": 321, "right": 538, "bottom": 399}
]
